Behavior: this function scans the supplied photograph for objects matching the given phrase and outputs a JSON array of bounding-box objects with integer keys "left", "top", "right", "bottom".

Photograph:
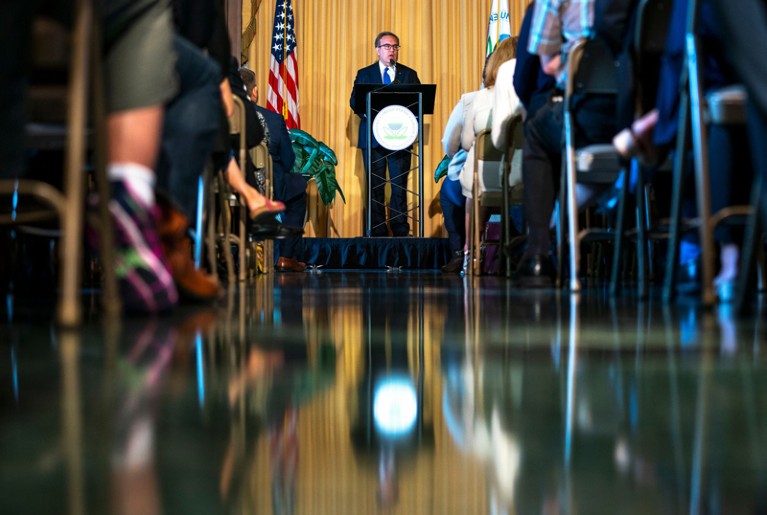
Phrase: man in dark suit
[
  {"left": 350, "top": 31, "right": 420, "bottom": 237},
  {"left": 237, "top": 65, "right": 308, "bottom": 273}
]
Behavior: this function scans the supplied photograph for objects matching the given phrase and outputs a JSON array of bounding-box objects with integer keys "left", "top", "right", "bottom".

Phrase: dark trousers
[
  {"left": 439, "top": 177, "right": 466, "bottom": 253},
  {"left": 711, "top": 0, "right": 767, "bottom": 227},
  {"left": 522, "top": 92, "right": 617, "bottom": 256},
  {"left": 748, "top": 102, "right": 767, "bottom": 225},
  {"left": 277, "top": 180, "right": 307, "bottom": 260},
  {"left": 156, "top": 35, "right": 221, "bottom": 220},
  {"left": 363, "top": 146, "right": 411, "bottom": 236}
]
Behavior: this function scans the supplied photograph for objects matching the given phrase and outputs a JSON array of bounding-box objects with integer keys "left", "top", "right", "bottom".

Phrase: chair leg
[
  {"left": 194, "top": 174, "right": 205, "bottom": 269},
  {"left": 735, "top": 176, "right": 762, "bottom": 314},
  {"left": 502, "top": 160, "right": 511, "bottom": 278},
  {"left": 472, "top": 194, "right": 481, "bottom": 276},
  {"left": 610, "top": 169, "right": 629, "bottom": 297},
  {"left": 205, "top": 175, "right": 218, "bottom": 278},
  {"left": 564, "top": 127, "right": 581, "bottom": 292},
  {"left": 58, "top": 0, "right": 92, "bottom": 327},
  {"left": 238, "top": 203, "right": 246, "bottom": 282},
  {"left": 687, "top": 35, "right": 716, "bottom": 306},
  {"left": 644, "top": 183, "right": 655, "bottom": 281},
  {"left": 556, "top": 174, "right": 566, "bottom": 289},
  {"left": 663, "top": 90, "right": 691, "bottom": 304},
  {"left": 635, "top": 165, "right": 648, "bottom": 300},
  {"left": 217, "top": 173, "right": 235, "bottom": 284},
  {"left": 90, "top": 4, "right": 120, "bottom": 318}
]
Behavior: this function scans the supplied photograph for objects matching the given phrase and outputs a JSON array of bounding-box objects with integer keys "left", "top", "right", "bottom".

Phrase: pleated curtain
[{"left": 244, "top": 0, "right": 527, "bottom": 237}]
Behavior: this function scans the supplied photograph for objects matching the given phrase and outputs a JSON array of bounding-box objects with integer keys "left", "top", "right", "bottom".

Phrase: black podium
[{"left": 352, "top": 83, "right": 436, "bottom": 237}]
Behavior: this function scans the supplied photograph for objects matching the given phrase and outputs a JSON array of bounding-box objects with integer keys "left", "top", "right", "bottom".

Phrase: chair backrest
[
  {"left": 635, "top": 0, "right": 672, "bottom": 56},
  {"left": 475, "top": 128, "right": 504, "bottom": 162},
  {"left": 225, "top": 95, "right": 249, "bottom": 282},
  {"left": 566, "top": 36, "right": 619, "bottom": 98},
  {"left": 249, "top": 140, "right": 269, "bottom": 170},
  {"left": 634, "top": 0, "right": 672, "bottom": 112},
  {"left": 248, "top": 140, "right": 274, "bottom": 198},
  {"left": 473, "top": 128, "right": 504, "bottom": 195},
  {"left": 229, "top": 95, "right": 247, "bottom": 159}
]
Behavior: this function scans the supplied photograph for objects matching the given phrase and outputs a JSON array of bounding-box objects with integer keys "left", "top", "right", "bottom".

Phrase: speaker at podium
[{"left": 351, "top": 83, "right": 437, "bottom": 237}]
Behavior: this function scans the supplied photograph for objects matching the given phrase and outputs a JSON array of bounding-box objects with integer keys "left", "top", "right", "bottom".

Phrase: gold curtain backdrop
[{"left": 245, "top": 0, "right": 527, "bottom": 238}]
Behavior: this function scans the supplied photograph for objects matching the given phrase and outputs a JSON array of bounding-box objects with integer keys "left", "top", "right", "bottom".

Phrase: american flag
[{"left": 267, "top": 0, "right": 300, "bottom": 129}]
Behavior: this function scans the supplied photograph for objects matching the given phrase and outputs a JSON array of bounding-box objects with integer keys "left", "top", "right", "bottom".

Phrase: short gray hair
[{"left": 239, "top": 67, "right": 256, "bottom": 94}]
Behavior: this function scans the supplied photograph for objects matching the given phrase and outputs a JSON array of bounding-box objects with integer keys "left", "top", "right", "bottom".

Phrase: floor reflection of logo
[{"left": 373, "top": 374, "right": 418, "bottom": 438}]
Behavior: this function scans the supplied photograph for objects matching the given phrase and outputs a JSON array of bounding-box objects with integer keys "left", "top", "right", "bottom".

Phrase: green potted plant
[{"left": 289, "top": 129, "right": 346, "bottom": 206}]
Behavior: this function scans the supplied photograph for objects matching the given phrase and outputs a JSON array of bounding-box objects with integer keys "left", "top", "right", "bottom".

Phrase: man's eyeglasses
[{"left": 377, "top": 44, "right": 400, "bottom": 51}]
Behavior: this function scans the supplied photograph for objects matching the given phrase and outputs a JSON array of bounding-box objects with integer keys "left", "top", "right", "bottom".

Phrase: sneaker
[{"left": 108, "top": 181, "right": 178, "bottom": 313}]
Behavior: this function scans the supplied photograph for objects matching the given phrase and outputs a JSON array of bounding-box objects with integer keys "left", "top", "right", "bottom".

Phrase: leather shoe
[
  {"left": 249, "top": 219, "right": 303, "bottom": 240},
  {"left": 441, "top": 250, "right": 465, "bottom": 274},
  {"left": 157, "top": 201, "right": 224, "bottom": 303},
  {"left": 276, "top": 256, "right": 307, "bottom": 273},
  {"left": 512, "top": 254, "right": 555, "bottom": 288}
]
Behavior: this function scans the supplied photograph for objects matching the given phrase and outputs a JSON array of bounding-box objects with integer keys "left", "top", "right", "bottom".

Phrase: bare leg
[
  {"left": 224, "top": 156, "right": 284, "bottom": 218},
  {"left": 107, "top": 106, "right": 163, "bottom": 167}
]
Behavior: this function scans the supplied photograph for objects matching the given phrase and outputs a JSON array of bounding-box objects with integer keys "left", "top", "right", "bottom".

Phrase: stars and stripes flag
[
  {"left": 486, "top": 0, "right": 511, "bottom": 56},
  {"left": 267, "top": 0, "right": 300, "bottom": 129}
]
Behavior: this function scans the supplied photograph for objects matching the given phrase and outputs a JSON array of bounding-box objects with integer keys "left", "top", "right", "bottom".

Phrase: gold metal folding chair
[{"left": 0, "top": 0, "right": 118, "bottom": 326}]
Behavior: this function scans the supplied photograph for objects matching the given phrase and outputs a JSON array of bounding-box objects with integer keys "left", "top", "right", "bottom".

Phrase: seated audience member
[
  {"left": 491, "top": 40, "right": 524, "bottom": 152},
  {"left": 512, "top": 1, "right": 557, "bottom": 121},
  {"left": 439, "top": 38, "right": 519, "bottom": 275},
  {"left": 155, "top": 34, "right": 224, "bottom": 302},
  {"left": 457, "top": 38, "right": 518, "bottom": 203},
  {"left": 515, "top": 0, "right": 628, "bottom": 288},
  {"left": 440, "top": 90, "right": 475, "bottom": 274},
  {"left": 712, "top": 0, "right": 767, "bottom": 230},
  {"left": 611, "top": 0, "right": 754, "bottom": 299},
  {"left": 171, "top": 0, "right": 284, "bottom": 225},
  {"left": 238, "top": 65, "right": 308, "bottom": 273},
  {"left": 456, "top": 38, "right": 518, "bottom": 272},
  {"left": 1, "top": 0, "right": 184, "bottom": 313},
  {"left": 439, "top": 150, "right": 469, "bottom": 273}
]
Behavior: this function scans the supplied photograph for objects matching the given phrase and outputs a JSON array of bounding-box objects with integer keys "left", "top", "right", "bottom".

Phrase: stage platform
[{"left": 300, "top": 237, "right": 451, "bottom": 269}]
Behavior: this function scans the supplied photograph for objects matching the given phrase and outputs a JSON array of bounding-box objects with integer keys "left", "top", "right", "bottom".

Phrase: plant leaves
[{"left": 289, "top": 128, "right": 345, "bottom": 205}]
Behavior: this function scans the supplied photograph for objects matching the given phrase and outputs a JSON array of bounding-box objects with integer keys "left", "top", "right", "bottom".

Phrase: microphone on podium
[{"left": 389, "top": 59, "right": 399, "bottom": 83}]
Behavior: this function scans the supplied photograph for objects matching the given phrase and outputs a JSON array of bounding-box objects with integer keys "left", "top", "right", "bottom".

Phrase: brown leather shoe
[
  {"left": 157, "top": 201, "right": 224, "bottom": 302},
  {"left": 275, "top": 256, "right": 307, "bottom": 273}
]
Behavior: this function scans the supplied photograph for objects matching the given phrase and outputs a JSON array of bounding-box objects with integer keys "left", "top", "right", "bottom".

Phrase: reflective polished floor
[{"left": 2, "top": 271, "right": 767, "bottom": 514}]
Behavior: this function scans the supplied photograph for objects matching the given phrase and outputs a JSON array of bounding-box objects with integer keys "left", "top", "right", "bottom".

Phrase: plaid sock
[{"left": 108, "top": 180, "right": 178, "bottom": 313}]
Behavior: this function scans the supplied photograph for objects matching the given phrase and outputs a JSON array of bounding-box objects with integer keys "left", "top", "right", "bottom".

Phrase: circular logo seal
[{"left": 372, "top": 105, "right": 419, "bottom": 151}]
